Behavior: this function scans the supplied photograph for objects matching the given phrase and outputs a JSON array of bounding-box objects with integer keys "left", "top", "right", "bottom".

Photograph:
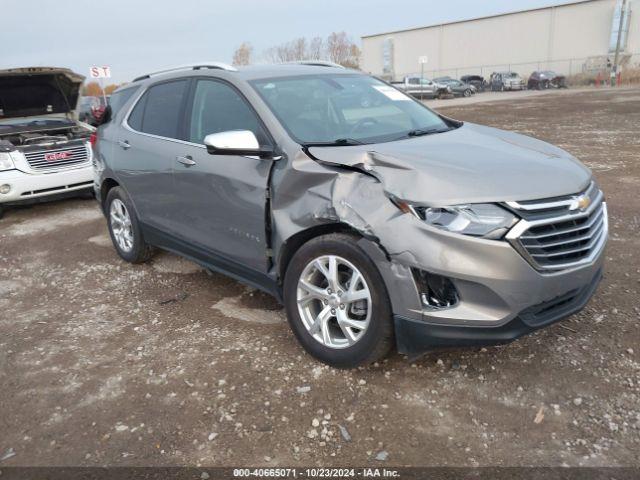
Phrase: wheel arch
[
  {"left": 100, "top": 177, "right": 120, "bottom": 212},
  {"left": 277, "top": 222, "right": 364, "bottom": 284}
]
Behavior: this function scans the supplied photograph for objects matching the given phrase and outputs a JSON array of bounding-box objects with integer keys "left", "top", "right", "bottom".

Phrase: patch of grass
[
  {"left": 620, "top": 68, "right": 640, "bottom": 85},
  {"left": 565, "top": 68, "right": 640, "bottom": 87}
]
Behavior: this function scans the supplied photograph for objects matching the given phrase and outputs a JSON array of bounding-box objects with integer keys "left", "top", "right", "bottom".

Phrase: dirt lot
[{"left": 1, "top": 87, "right": 639, "bottom": 468}]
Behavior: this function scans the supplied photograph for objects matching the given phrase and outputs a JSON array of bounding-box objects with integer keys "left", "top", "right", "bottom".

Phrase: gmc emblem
[{"left": 44, "top": 151, "right": 71, "bottom": 161}]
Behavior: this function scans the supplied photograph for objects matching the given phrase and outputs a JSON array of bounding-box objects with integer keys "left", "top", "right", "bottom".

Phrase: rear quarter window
[{"left": 108, "top": 87, "right": 139, "bottom": 120}]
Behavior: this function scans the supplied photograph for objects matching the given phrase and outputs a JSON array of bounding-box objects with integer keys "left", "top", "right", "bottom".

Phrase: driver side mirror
[{"left": 204, "top": 130, "right": 275, "bottom": 159}]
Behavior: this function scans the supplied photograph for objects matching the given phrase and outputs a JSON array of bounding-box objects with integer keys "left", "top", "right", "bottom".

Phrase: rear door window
[{"left": 128, "top": 80, "right": 188, "bottom": 139}]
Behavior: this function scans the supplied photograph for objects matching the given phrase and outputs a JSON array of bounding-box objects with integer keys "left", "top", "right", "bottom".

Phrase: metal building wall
[{"left": 361, "top": 0, "right": 638, "bottom": 80}]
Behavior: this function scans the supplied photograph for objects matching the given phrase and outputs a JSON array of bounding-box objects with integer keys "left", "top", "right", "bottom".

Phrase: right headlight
[
  {"left": 0, "top": 151, "right": 16, "bottom": 172},
  {"left": 394, "top": 201, "right": 518, "bottom": 240}
]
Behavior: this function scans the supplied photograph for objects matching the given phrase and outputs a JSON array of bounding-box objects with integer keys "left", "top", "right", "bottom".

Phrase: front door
[{"left": 171, "top": 78, "right": 274, "bottom": 274}]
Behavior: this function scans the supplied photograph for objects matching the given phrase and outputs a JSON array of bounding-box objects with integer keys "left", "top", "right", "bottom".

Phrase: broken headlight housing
[{"left": 395, "top": 201, "right": 517, "bottom": 240}]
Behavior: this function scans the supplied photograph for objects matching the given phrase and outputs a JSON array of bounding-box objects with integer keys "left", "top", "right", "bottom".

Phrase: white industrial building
[{"left": 361, "top": 0, "right": 638, "bottom": 81}]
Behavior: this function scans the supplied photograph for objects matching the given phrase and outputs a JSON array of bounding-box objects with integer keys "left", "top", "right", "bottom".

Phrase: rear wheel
[
  {"left": 105, "top": 187, "right": 155, "bottom": 263},
  {"left": 284, "top": 234, "right": 394, "bottom": 368}
]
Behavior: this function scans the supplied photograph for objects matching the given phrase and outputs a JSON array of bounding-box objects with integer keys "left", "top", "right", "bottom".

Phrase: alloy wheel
[
  {"left": 296, "top": 255, "right": 372, "bottom": 349},
  {"left": 109, "top": 199, "right": 134, "bottom": 252}
]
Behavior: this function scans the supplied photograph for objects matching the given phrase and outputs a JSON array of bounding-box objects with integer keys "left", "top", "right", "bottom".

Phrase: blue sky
[{"left": 2, "top": 0, "right": 578, "bottom": 83}]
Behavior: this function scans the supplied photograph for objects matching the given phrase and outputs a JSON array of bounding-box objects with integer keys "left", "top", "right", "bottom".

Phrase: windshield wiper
[
  {"left": 390, "top": 127, "right": 450, "bottom": 142},
  {"left": 406, "top": 127, "right": 450, "bottom": 137},
  {"left": 303, "top": 138, "right": 365, "bottom": 147}
]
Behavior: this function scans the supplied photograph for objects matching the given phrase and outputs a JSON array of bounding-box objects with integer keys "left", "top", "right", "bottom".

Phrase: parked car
[
  {"left": 528, "top": 71, "right": 567, "bottom": 89},
  {"left": 490, "top": 71, "right": 525, "bottom": 91},
  {"left": 433, "top": 77, "right": 476, "bottom": 97},
  {"left": 0, "top": 67, "right": 94, "bottom": 219},
  {"left": 94, "top": 63, "right": 607, "bottom": 368},
  {"left": 78, "top": 95, "right": 108, "bottom": 125},
  {"left": 391, "top": 75, "right": 450, "bottom": 99},
  {"left": 460, "top": 75, "right": 486, "bottom": 92}
]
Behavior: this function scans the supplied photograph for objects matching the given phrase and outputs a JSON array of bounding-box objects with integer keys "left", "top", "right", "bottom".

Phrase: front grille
[
  {"left": 23, "top": 142, "right": 90, "bottom": 171},
  {"left": 506, "top": 182, "right": 608, "bottom": 271}
]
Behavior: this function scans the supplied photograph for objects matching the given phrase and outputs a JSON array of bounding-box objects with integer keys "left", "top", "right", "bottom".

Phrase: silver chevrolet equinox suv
[{"left": 94, "top": 62, "right": 607, "bottom": 368}]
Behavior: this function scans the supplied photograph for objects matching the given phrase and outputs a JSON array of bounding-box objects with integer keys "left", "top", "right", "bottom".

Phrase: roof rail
[
  {"left": 285, "top": 60, "right": 346, "bottom": 69},
  {"left": 132, "top": 62, "right": 237, "bottom": 82}
]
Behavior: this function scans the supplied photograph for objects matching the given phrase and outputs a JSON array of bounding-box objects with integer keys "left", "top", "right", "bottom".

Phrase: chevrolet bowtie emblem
[{"left": 570, "top": 194, "right": 591, "bottom": 211}]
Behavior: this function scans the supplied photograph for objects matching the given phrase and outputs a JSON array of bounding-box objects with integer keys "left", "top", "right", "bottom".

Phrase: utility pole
[{"left": 612, "top": 0, "right": 627, "bottom": 86}]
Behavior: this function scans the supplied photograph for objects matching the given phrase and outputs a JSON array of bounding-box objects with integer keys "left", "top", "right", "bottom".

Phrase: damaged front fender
[{"left": 269, "top": 147, "right": 424, "bottom": 326}]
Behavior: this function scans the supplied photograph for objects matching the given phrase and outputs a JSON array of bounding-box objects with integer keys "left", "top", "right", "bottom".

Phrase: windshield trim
[{"left": 249, "top": 73, "right": 458, "bottom": 147}]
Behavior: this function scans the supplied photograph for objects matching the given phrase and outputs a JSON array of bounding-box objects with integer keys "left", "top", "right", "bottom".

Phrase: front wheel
[
  {"left": 284, "top": 234, "right": 394, "bottom": 368},
  {"left": 463, "top": 89, "right": 472, "bottom": 97}
]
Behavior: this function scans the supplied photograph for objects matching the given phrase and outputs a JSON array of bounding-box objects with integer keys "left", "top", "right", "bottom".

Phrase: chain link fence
[{"left": 393, "top": 52, "right": 640, "bottom": 85}]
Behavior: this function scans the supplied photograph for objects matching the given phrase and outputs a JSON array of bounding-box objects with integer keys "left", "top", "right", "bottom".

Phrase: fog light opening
[
  {"left": 0, "top": 184, "right": 11, "bottom": 195},
  {"left": 412, "top": 269, "right": 459, "bottom": 310}
]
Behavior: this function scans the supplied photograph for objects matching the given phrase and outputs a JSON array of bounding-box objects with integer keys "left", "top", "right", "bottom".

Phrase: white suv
[{"left": 0, "top": 67, "right": 94, "bottom": 218}]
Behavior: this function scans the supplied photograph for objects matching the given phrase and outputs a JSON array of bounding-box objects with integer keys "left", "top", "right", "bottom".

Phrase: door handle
[
  {"left": 118, "top": 140, "right": 131, "bottom": 150},
  {"left": 176, "top": 155, "right": 196, "bottom": 167}
]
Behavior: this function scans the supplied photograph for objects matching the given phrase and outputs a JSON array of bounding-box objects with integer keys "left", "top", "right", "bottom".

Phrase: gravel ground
[{"left": 0, "top": 87, "right": 639, "bottom": 468}]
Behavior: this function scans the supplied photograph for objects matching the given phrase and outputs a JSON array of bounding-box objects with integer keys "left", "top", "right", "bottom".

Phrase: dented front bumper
[
  {"left": 394, "top": 268, "right": 602, "bottom": 356},
  {"left": 359, "top": 209, "right": 606, "bottom": 356}
]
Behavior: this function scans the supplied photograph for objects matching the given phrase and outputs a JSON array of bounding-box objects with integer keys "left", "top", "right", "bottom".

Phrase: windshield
[
  {"left": 406, "top": 78, "right": 432, "bottom": 85},
  {"left": 251, "top": 74, "right": 450, "bottom": 145}
]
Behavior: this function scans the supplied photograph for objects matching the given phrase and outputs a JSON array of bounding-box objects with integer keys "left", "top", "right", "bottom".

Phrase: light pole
[
  {"left": 612, "top": 0, "right": 627, "bottom": 86},
  {"left": 419, "top": 56, "right": 428, "bottom": 98}
]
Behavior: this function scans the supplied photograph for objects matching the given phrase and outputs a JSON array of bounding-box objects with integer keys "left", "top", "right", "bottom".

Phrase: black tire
[
  {"left": 105, "top": 187, "right": 155, "bottom": 264},
  {"left": 283, "top": 233, "right": 394, "bottom": 368},
  {"left": 463, "top": 89, "right": 471, "bottom": 97},
  {"left": 0, "top": 205, "right": 5, "bottom": 220}
]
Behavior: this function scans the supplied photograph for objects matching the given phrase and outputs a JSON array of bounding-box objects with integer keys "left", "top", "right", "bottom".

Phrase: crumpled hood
[
  {"left": 308, "top": 122, "right": 592, "bottom": 205},
  {"left": 0, "top": 67, "right": 84, "bottom": 119}
]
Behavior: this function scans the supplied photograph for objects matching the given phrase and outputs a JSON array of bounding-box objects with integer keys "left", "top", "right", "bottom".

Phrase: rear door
[
  {"left": 115, "top": 79, "right": 189, "bottom": 231},
  {"left": 170, "top": 78, "right": 274, "bottom": 273}
]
